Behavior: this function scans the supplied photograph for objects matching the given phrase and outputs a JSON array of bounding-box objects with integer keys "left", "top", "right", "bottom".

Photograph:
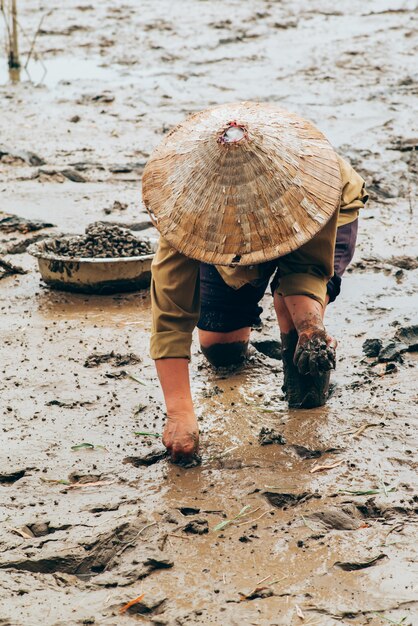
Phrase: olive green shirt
[{"left": 150, "top": 155, "right": 368, "bottom": 360}]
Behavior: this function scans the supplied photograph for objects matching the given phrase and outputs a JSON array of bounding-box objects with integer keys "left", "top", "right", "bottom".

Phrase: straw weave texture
[{"left": 142, "top": 102, "right": 342, "bottom": 265}]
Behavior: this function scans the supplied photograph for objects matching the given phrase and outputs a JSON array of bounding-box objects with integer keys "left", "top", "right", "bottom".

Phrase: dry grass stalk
[
  {"left": 310, "top": 459, "right": 344, "bottom": 473},
  {"left": 1, "top": 0, "right": 20, "bottom": 68}
]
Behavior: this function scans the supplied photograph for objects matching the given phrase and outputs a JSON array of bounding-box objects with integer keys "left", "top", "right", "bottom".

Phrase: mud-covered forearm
[{"left": 284, "top": 295, "right": 325, "bottom": 333}]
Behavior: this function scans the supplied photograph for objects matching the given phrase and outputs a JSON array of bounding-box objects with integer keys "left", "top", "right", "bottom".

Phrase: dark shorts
[{"left": 197, "top": 219, "right": 358, "bottom": 333}]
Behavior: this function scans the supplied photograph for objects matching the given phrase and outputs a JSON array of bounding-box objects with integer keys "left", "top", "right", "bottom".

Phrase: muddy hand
[
  {"left": 162, "top": 413, "right": 200, "bottom": 464},
  {"left": 294, "top": 329, "right": 337, "bottom": 376}
]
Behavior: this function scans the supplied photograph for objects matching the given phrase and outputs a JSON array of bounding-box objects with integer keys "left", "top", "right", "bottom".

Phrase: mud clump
[
  {"left": 363, "top": 325, "right": 418, "bottom": 362},
  {"left": 123, "top": 591, "right": 167, "bottom": 615},
  {"left": 29, "top": 522, "right": 50, "bottom": 537},
  {"left": 53, "top": 222, "right": 152, "bottom": 258},
  {"left": 0, "top": 258, "right": 27, "bottom": 279},
  {"left": 362, "top": 338, "right": 383, "bottom": 358},
  {"left": 172, "top": 454, "right": 202, "bottom": 468},
  {"left": 307, "top": 506, "right": 362, "bottom": 530},
  {"left": 295, "top": 336, "right": 336, "bottom": 374},
  {"left": 263, "top": 491, "right": 317, "bottom": 509},
  {"left": 84, "top": 351, "right": 141, "bottom": 368},
  {"left": 362, "top": 337, "right": 407, "bottom": 362},
  {"left": 395, "top": 325, "right": 418, "bottom": 351},
  {"left": 183, "top": 519, "right": 209, "bottom": 534},
  {"left": 378, "top": 341, "right": 408, "bottom": 362},
  {"left": 123, "top": 450, "right": 167, "bottom": 468},
  {"left": 0, "top": 213, "right": 53, "bottom": 234},
  {"left": 289, "top": 445, "right": 340, "bottom": 459},
  {"left": 251, "top": 339, "right": 282, "bottom": 360},
  {"left": 0, "top": 145, "right": 46, "bottom": 166},
  {"left": 240, "top": 587, "right": 274, "bottom": 601},
  {"left": 258, "top": 427, "right": 286, "bottom": 446},
  {"left": 389, "top": 255, "right": 418, "bottom": 270},
  {"left": 4, "top": 232, "right": 56, "bottom": 254}
]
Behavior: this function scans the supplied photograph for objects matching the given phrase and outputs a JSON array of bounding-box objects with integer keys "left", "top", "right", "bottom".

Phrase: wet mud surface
[{"left": 1, "top": 1, "right": 418, "bottom": 624}]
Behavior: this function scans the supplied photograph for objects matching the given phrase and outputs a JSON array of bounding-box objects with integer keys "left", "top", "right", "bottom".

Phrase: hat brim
[{"left": 142, "top": 102, "right": 342, "bottom": 266}]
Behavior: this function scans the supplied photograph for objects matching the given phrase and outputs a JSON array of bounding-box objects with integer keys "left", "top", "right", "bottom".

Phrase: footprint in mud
[{"left": 1, "top": 522, "right": 173, "bottom": 583}]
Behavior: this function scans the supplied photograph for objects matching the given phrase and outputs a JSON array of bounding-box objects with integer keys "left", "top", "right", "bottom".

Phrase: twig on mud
[
  {"left": 382, "top": 523, "right": 404, "bottom": 545},
  {"left": 119, "top": 593, "right": 145, "bottom": 615},
  {"left": 370, "top": 612, "right": 408, "bottom": 625},
  {"left": 338, "top": 487, "right": 396, "bottom": 497},
  {"left": 40, "top": 477, "right": 71, "bottom": 485},
  {"left": 379, "top": 476, "right": 389, "bottom": 498},
  {"left": 213, "top": 505, "right": 253, "bottom": 531},
  {"left": 208, "top": 444, "right": 239, "bottom": 461},
  {"left": 238, "top": 574, "right": 287, "bottom": 603},
  {"left": 310, "top": 459, "right": 344, "bottom": 474},
  {"left": 103, "top": 522, "right": 158, "bottom": 572},
  {"left": 132, "top": 403, "right": 147, "bottom": 416},
  {"left": 339, "top": 423, "right": 381, "bottom": 437},
  {"left": 167, "top": 533, "right": 192, "bottom": 540},
  {"left": 9, "top": 526, "right": 33, "bottom": 540},
  {"left": 25, "top": 9, "right": 52, "bottom": 68},
  {"left": 65, "top": 480, "right": 115, "bottom": 490},
  {"left": 256, "top": 575, "right": 272, "bottom": 586},
  {"left": 71, "top": 442, "right": 107, "bottom": 451},
  {"left": 133, "top": 431, "right": 162, "bottom": 439},
  {"left": 236, "top": 508, "right": 273, "bottom": 526},
  {"left": 301, "top": 515, "right": 316, "bottom": 531},
  {"left": 268, "top": 575, "right": 287, "bottom": 586},
  {"left": 125, "top": 373, "right": 147, "bottom": 386},
  {"left": 0, "top": 2, "right": 13, "bottom": 56},
  {"left": 295, "top": 604, "right": 305, "bottom": 620}
]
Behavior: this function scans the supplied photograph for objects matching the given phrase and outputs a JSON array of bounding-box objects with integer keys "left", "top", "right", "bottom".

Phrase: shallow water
[{"left": 0, "top": 56, "right": 118, "bottom": 86}]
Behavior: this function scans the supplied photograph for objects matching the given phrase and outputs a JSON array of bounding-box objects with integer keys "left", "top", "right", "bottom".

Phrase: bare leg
[{"left": 199, "top": 327, "right": 251, "bottom": 367}]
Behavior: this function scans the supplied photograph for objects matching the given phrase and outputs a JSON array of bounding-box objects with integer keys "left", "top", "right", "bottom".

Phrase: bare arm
[
  {"left": 155, "top": 358, "right": 194, "bottom": 416},
  {"left": 155, "top": 358, "right": 199, "bottom": 461}
]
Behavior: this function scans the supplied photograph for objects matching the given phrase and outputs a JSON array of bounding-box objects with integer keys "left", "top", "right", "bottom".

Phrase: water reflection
[
  {"left": 0, "top": 56, "right": 117, "bottom": 87},
  {"left": 8, "top": 65, "right": 20, "bottom": 83}
]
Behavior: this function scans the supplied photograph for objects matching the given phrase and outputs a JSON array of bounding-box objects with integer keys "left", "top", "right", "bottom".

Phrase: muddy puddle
[{"left": 1, "top": 0, "right": 417, "bottom": 624}]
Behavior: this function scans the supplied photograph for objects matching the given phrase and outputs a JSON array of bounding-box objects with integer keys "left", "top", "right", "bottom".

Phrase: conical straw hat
[{"left": 142, "top": 101, "right": 342, "bottom": 266}]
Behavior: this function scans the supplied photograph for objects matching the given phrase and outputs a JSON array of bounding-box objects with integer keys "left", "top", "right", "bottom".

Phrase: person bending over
[{"left": 141, "top": 102, "right": 368, "bottom": 463}]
